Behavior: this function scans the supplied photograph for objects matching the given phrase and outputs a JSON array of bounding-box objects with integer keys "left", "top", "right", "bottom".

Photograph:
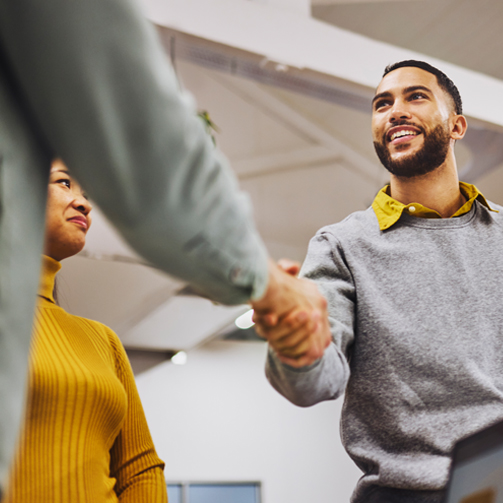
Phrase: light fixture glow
[
  {"left": 171, "top": 351, "right": 187, "bottom": 365},
  {"left": 235, "top": 309, "right": 255, "bottom": 330}
]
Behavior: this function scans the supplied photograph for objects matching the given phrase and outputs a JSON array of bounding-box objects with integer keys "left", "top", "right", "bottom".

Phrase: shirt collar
[{"left": 372, "top": 182, "right": 498, "bottom": 231}]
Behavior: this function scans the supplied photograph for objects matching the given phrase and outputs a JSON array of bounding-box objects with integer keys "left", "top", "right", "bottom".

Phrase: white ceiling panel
[
  {"left": 57, "top": 255, "right": 183, "bottom": 334},
  {"left": 313, "top": 0, "right": 503, "bottom": 82},
  {"left": 177, "top": 62, "right": 314, "bottom": 161},
  {"left": 120, "top": 297, "right": 249, "bottom": 351}
]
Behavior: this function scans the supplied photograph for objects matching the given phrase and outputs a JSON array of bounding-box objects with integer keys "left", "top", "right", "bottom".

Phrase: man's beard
[{"left": 373, "top": 121, "right": 451, "bottom": 178}]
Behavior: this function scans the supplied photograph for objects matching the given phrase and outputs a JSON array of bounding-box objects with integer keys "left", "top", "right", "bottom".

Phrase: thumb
[{"left": 277, "top": 258, "right": 301, "bottom": 277}]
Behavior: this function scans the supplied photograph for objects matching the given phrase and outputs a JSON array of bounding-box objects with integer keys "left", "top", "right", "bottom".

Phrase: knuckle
[{"left": 286, "top": 317, "right": 297, "bottom": 330}]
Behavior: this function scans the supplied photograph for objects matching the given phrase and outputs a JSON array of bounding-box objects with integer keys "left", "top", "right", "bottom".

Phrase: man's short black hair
[{"left": 383, "top": 60, "right": 463, "bottom": 116}]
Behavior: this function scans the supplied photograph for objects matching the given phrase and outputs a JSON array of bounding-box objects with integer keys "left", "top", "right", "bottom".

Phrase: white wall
[{"left": 136, "top": 340, "right": 361, "bottom": 503}]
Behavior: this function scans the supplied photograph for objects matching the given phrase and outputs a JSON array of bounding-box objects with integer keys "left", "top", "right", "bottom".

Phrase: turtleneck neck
[{"left": 38, "top": 255, "right": 62, "bottom": 303}]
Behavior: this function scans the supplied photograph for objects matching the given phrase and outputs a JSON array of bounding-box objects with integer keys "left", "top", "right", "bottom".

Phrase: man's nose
[{"left": 389, "top": 102, "right": 411, "bottom": 122}]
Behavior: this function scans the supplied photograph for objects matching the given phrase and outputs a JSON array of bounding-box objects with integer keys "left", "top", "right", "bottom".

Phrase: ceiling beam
[
  {"left": 141, "top": 0, "right": 503, "bottom": 130},
  {"left": 213, "top": 75, "right": 382, "bottom": 183},
  {"left": 312, "top": 0, "right": 420, "bottom": 4},
  {"left": 251, "top": 0, "right": 311, "bottom": 16},
  {"left": 234, "top": 146, "right": 340, "bottom": 179},
  {"left": 120, "top": 297, "right": 249, "bottom": 351}
]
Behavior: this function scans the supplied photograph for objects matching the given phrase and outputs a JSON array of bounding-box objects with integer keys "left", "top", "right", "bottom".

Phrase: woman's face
[{"left": 43, "top": 160, "right": 92, "bottom": 261}]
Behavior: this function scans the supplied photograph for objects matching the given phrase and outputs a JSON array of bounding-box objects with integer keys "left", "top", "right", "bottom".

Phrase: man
[
  {"left": 0, "top": 0, "right": 329, "bottom": 495},
  {"left": 259, "top": 60, "right": 503, "bottom": 503}
]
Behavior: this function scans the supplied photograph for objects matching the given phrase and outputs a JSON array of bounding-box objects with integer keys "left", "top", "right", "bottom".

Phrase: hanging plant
[{"left": 198, "top": 110, "right": 220, "bottom": 146}]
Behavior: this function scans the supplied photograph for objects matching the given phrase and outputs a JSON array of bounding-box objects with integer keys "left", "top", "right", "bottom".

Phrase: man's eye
[
  {"left": 411, "top": 93, "right": 426, "bottom": 100},
  {"left": 375, "top": 100, "right": 390, "bottom": 110}
]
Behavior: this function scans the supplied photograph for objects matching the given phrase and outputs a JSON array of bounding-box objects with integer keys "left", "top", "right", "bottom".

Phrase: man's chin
[
  {"left": 389, "top": 152, "right": 413, "bottom": 165},
  {"left": 375, "top": 122, "right": 450, "bottom": 179},
  {"left": 388, "top": 141, "right": 422, "bottom": 158}
]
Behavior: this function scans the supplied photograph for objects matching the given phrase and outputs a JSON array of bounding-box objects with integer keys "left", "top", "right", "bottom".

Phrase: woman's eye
[{"left": 57, "top": 178, "right": 71, "bottom": 189}]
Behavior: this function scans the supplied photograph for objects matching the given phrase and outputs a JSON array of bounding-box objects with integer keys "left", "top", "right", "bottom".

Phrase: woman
[{"left": 6, "top": 160, "right": 168, "bottom": 502}]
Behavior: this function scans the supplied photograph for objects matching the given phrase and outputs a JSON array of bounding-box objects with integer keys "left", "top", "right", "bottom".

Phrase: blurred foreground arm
[
  {"left": 0, "top": 0, "right": 269, "bottom": 305},
  {"left": 0, "top": 0, "right": 267, "bottom": 492}
]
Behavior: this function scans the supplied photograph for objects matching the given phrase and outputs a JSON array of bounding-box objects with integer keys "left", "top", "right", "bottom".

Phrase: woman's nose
[{"left": 73, "top": 191, "right": 92, "bottom": 214}]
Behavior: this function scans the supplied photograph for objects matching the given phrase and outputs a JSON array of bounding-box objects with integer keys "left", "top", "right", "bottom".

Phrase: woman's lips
[{"left": 68, "top": 216, "right": 88, "bottom": 230}]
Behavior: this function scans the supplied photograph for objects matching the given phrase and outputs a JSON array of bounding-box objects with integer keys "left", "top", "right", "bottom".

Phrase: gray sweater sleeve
[
  {"left": 0, "top": 0, "right": 269, "bottom": 305},
  {"left": 266, "top": 229, "right": 354, "bottom": 406}
]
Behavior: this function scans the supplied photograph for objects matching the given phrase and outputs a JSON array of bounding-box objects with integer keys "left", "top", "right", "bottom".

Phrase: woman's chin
[{"left": 45, "top": 241, "right": 86, "bottom": 262}]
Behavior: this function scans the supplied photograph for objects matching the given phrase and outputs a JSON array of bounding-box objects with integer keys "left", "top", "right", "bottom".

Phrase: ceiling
[
  {"left": 313, "top": 0, "right": 503, "bottom": 82},
  {"left": 57, "top": 0, "right": 503, "bottom": 364}
]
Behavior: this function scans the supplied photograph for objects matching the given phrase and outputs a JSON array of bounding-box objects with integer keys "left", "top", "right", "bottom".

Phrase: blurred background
[{"left": 56, "top": 1, "right": 503, "bottom": 501}]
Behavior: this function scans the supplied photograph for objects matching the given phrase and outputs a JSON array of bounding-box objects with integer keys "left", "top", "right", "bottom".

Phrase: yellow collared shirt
[{"left": 372, "top": 182, "right": 498, "bottom": 231}]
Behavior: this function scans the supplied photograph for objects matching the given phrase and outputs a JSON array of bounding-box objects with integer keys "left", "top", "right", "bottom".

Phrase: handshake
[{"left": 250, "top": 259, "right": 331, "bottom": 368}]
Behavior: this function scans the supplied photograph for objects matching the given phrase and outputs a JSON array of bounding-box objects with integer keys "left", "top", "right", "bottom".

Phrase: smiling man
[{"left": 260, "top": 60, "right": 503, "bottom": 503}]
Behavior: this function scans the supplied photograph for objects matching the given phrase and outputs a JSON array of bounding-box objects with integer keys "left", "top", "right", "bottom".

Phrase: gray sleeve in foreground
[
  {"left": 265, "top": 229, "right": 354, "bottom": 406},
  {"left": 0, "top": 0, "right": 269, "bottom": 305}
]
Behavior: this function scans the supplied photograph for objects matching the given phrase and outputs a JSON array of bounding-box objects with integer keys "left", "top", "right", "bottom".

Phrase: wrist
[{"left": 251, "top": 259, "right": 280, "bottom": 311}]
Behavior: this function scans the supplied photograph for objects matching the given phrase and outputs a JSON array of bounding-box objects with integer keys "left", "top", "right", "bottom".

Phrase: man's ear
[{"left": 450, "top": 114, "right": 467, "bottom": 141}]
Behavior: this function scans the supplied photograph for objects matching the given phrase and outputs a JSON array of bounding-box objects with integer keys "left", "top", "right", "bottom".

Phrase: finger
[
  {"left": 274, "top": 330, "right": 319, "bottom": 359},
  {"left": 272, "top": 308, "right": 322, "bottom": 345},
  {"left": 277, "top": 258, "right": 301, "bottom": 277},
  {"left": 252, "top": 311, "right": 278, "bottom": 328},
  {"left": 259, "top": 310, "right": 312, "bottom": 342},
  {"left": 271, "top": 321, "right": 319, "bottom": 356},
  {"left": 253, "top": 323, "right": 269, "bottom": 340},
  {"left": 277, "top": 323, "right": 332, "bottom": 365}
]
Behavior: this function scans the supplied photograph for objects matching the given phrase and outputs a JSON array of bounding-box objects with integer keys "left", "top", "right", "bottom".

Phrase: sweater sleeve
[
  {"left": 106, "top": 330, "right": 167, "bottom": 503},
  {"left": 266, "top": 229, "right": 354, "bottom": 406},
  {"left": 0, "top": 0, "right": 269, "bottom": 305}
]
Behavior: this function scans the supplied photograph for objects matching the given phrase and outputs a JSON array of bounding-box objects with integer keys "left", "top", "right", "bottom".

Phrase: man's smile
[{"left": 387, "top": 125, "right": 422, "bottom": 145}]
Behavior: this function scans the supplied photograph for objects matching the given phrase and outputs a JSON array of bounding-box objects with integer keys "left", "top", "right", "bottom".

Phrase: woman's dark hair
[{"left": 383, "top": 60, "right": 463, "bottom": 115}]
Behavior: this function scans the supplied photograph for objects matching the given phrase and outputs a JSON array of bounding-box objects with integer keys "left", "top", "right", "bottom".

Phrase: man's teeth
[{"left": 390, "top": 130, "right": 417, "bottom": 141}]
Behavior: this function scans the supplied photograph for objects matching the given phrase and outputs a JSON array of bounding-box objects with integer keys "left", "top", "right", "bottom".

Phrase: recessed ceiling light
[
  {"left": 171, "top": 351, "right": 187, "bottom": 365},
  {"left": 235, "top": 309, "right": 255, "bottom": 330}
]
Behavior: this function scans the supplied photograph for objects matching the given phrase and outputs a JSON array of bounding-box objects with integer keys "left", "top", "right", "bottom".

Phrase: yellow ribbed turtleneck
[
  {"left": 37, "top": 254, "right": 61, "bottom": 302},
  {"left": 6, "top": 256, "right": 167, "bottom": 503}
]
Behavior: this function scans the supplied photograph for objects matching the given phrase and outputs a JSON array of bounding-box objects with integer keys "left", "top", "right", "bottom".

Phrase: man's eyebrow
[
  {"left": 372, "top": 85, "right": 433, "bottom": 107},
  {"left": 372, "top": 91, "right": 392, "bottom": 106},
  {"left": 403, "top": 85, "right": 432, "bottom": 95}
]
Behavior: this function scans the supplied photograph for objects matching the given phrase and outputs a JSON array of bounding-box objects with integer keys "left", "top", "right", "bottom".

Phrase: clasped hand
[{"left": 251, "top": 259, "right": 331, "bottom": 368}]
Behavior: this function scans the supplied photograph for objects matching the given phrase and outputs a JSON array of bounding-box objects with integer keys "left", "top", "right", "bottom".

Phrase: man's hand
[{"left": 251, "top": 259, "right": 331, "bottom": 368}]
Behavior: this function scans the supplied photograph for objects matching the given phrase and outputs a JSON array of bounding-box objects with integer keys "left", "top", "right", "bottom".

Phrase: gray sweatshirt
[{"left": 266, "top": 199, "right": 503, "bottom": 503}]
